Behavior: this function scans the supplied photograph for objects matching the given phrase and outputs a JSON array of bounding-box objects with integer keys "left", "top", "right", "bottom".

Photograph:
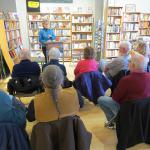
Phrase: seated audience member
[
  {"left": 98, "top": 51, "right": 150, "bottom": 128},
  {"left": 74, "top": 46, "right": 98, "bottom": 79},
  {"left": 12, "top": 49, "right": 40, "bottom": 78},
  {"left": 42, "top": 47, "right": 72, "bottom": 88},
  {"left": 26, "top": 65, "right": 79, "bottom": 122},
  {"left": 104, "top": 41, "right": 131, "bottom": 79},
  {"left": 8, "top": 49, "right": 42, "bottom": 95},
  {"left": 0, "top": 90, "right": 26, "bottom": 127},
  {"left": 135, "top": 40, "right": 150, "bottom": 71}
]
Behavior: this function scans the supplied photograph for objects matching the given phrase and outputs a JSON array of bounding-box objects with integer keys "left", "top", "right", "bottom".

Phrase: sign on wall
[
  {"left": 40, "top": 0, "right": 73, "bottom": 3},
  {"left": 26, "top": 0, "right": 40, "bottom": 12}
]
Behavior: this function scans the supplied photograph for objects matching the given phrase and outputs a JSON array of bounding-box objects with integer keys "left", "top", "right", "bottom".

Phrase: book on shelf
[
  {"left": 29, "top": 29, "right": 39, "bottom": 36},
  {"left": 63, "top": 44, "right": 70, "bottom": 51},
  {"left": 28, "top": 14, "right": 49, "bottom": 21},
  {"left": 54, "top": 30, "right": 71, "bottom": 36},
  {"left": 108, "top": 7, "right": 122, "bottom": 16},
  {"left": 107, "top": 42, "right": 119, "bottom": 49},
  {"left": 140, "top": 29, "right": 150, "bottom": 35},
  {"left": 141, "top": 14, "right": 150, "bottom": 21},
  {"left": 72, "top": 42, "right": 91, "bottom": 49},
  {"left": 106, "top": 50, "right": 118, "bottom": 58},
  {"left": 107, "top": 25, "right": 120, "bottom": 33},
  {"left": 123, "top": 23, "right": 139, "bottom": 31},
  {"left": 140, "top": 22, "right": 150, "bottom": 28},
  {"left": 123, "top": 14, "right": 140, "bottom": 22},
  {"left": 106, "top": 34, "right": 120, "bottom": 41},
  {"left": 122, "top": 32, "right": 138, "bottom": 40},
  {"left": 72, "top": 34, "right": 92, "bottom": 40},
  {"left": 72, "top": 25, "right": 92, "bottom": 32},
  {"left": 29, "top": 22, "right": 43, "bottom": 29},
  {"left": 29, "top": 37, "right": 39, "bottom": 43},
  {"left": 108, "top": 17, "right": 121, "bottom": 25},
  {"left": 50, "top": 22, "right": 70, "bottom": 29},
  {"left": 72, "top": 16, "right": 93, "bottom": 23},
  {"left": 50, "top": 14, "right": 70, "bottom": 21}
]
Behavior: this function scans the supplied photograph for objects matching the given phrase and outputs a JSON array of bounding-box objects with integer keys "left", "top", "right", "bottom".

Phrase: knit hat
[
  {"left": 42, "top": 65, "right": 64, "bottom": 89},
  {"left": 49, "top": 47, "right": 61, "bottom": 60}
]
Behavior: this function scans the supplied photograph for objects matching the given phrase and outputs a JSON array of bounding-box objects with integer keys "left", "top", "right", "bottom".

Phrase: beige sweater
[{"left": 34, "top": 87, "right": 79, "bottom": 122}]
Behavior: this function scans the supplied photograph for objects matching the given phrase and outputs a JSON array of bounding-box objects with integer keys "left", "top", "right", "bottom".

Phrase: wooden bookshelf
[
  {"left": 140, "top": 13, "right": 150, "bottom": 36},
  {"left": 71, "top": 13, "right": 94, "bottom": 57},
  {"left": 105, "top": 6, "right": 123, "bottom": 58},
  {"left": 0, "top": 13, "right": 22, "bottom": 72},
  {"left": 122, "top": 12, "right": 140, "bottom": 41}
]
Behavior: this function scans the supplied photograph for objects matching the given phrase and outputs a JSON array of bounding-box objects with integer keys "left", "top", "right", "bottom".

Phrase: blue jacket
[
  {"left": 0, "top": 91, "right": 26, "bottom": 128},
  {"left": 39, "top": 28, "right": 56, "bottom": 47},
  {"left": 42, "top": 59, "right": 67, "bottom": 76},
  {"left": 75, "top": 71, "right": 112, "bottom": 104},
  {"left": 12, "top": 59, "right": 41, "bottom": 78},
  {"left": 0, "top": 123, "right": 30, "bottom": 150}
]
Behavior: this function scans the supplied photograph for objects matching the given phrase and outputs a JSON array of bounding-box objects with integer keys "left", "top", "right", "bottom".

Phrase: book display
[
  {"left": 72, "top": 13, "right": 93, "bottom": 58},
  {"left": 27, "top": 12, "right": 94, "bottom": 61},
  {"left": 105, "top": 7, "right": 123, "bottom": 58},
  {"left": 122, "top": 12, "right": 140, "bottom": 41},
  {"left": 140, "top": 13, "right": 150, "bottom": 36},
  {"left": 0, "top": 12, "right": 22, "bottom": 72}
]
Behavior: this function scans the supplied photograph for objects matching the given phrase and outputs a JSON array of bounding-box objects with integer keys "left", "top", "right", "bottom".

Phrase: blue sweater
[
  {"left": 39, "top": 28, "right": 56, "bottom": 47},
  {"left": 42, "top": 59, "right": 67, "bottom": 76},
  {"left": 12, "top": 60, "right": 41, "bottom": 78}
]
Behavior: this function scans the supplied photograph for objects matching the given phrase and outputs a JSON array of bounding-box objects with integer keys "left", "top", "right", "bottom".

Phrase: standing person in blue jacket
[{"left": 39, "top": 20, "right": 56, "bottom": 63}]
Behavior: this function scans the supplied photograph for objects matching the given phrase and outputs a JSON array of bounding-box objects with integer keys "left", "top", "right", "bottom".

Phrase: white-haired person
[
  {"left": 39, "top": 20, "right": 56, "bottom": 63},
  {"left": 26, "top": 65, "right": 79, "bottom": 122},
  {"left": 135, "top": 40, "right": 150, "bottom": 72},
  {"left": 12, "top": 49, "right": 41, "bottom": 78},
  {"left": 101, "top": 41, "right": 131, "bottom": 79},
  {"left": 98, "top": 51, "right": 150, "bottom": 129},
  {"left": 42, "top": 47, "right": 72, "bottom": 88}
]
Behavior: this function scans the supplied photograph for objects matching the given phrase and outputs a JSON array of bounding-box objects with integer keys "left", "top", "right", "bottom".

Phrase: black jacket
[{"left": 116, "top": 98, "right": 150, "bottom": 150}]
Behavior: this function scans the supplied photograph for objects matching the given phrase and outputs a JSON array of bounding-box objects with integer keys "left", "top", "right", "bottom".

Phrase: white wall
[
  {"left": 109, "top": 0, "right": 150, "bottom": 13},
  {"left": 16, "top": 0, "right": 29, "bottom": 49}
]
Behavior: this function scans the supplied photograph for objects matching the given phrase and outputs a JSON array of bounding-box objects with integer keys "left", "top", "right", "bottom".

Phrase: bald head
[
  {"left": 119, "top": 41, "right": 132, "bottom": 56},
  {"left": 19, "top": 49, "right": 31, "bottom": 61}
]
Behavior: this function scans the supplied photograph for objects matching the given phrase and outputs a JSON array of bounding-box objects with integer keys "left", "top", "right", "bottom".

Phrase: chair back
[
  {"left": 75, "top": 71, "right": 111, "bottom": 104},
  {"left": 0, "top": 123, "right": 30, "bottom": 150},
  {"left": 116, "top": 98, "right": 150, "bottom": 150},
  {"left": 30, "top": 116, "right": 92, "bottom": 150},
  {"left": 111, "top": 70, "right": 130, "bottom": 95}
]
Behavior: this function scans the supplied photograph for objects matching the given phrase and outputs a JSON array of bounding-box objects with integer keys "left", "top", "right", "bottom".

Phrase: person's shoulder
[{"left": 60, "top": 87, "right": 77, "bottom": 97}]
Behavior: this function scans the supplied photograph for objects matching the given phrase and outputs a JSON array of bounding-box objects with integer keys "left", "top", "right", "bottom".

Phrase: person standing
[{"left": 39, "top": 20, "right": 56, "bottom": 63}]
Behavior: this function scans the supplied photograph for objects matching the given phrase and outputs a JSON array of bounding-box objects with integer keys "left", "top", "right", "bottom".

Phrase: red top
[
  {"left": 112, "top": 72, "right": 150, "bottom": 104},
  {"left": 74, "top": 59, "right": 98, "bottom": 79}
]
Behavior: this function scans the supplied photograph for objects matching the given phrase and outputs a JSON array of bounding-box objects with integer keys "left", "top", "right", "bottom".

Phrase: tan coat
[{"left": 34, "top": 87, "right": 79, "bottom": 122}]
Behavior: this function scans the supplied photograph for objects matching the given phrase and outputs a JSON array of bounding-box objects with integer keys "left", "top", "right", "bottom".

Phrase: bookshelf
[
  {"left": 28, "top": 13, "right": 50, "bottom": 60},
  {"left": 122, "top": 12, "right": 140, "bottom": 41},
  {"left": 50, "top": 12, "right": 72, "bottom": 61},
  {"left": 140, "top": 13, "right": 150, "bottom": 36},
  {"left": 105, "top": 6, "right": 123, "bottom": 59},
  {"left": 72, "top": 13, "right": 93, "bottom": 59}
]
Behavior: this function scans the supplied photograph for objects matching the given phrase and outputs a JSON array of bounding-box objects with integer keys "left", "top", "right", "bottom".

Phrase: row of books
[
  {"left": 28, "top": 22, "right": 43, "bottom": 29},
  {"left": 106, "top": 34, "right": 120, "bottom": 41},
  {"left": 107, "top": 25, "right": 120, "bottom": 33},
  {"left": 50, "top": 14, "right": 70, "bottom": 21},
  {"left": 6, "top": 30, "right": 20, "bottom": 41},
  {"left": 106, "top": 50, "right": 119, "bottom": 58},
  {"left": 123, "top": 14, "right": 140, "bottom": 22},
  {"left": 72, "top": 25, "right": 92, "bottom": 32},
  {"left": 140, "top": 22, "right": 150, "bottom": 28},
  {"left": 54, "top": 30, "right": 71, "bottom": 36},
  {"left": 141, "top": 14, "right": 150, "bottom": 21},
  {"left": 72, "top": 43, "right": 91, "bottom": 49},
  {"left": 51, "top": 22, "right": 71, "bottom": 29},
  {"left": 108, "top": 17, "right": 121, "bottom": 25},
  {"left": 140, "top": 29, "right": 150, "bottom": 35},
  {"left": 5, "top": 21, "right": 20, "bottom": 30},
  {"left": 28, "top": 14, "right": 49, "bottom": 21},
  {"left": 123, "top": 24, "right": 139, "bottom": 31},
  {"left": 122, "top": 32, "right": 138, "bottom": 40},
  {"left": 107, "top": 42, "right": 119, "bottom": 49},
  {"left": 29, "top": 30, "right": 39, "bottom": 36},
  {"left": 108, "top": 8, "right": 122, "bottom": 16},
  {"left": 72, "top": 16, "right": 93, "bottom": 23},
  {"left": 72, "top": 34, "right": 92, "bottom": 40}
]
